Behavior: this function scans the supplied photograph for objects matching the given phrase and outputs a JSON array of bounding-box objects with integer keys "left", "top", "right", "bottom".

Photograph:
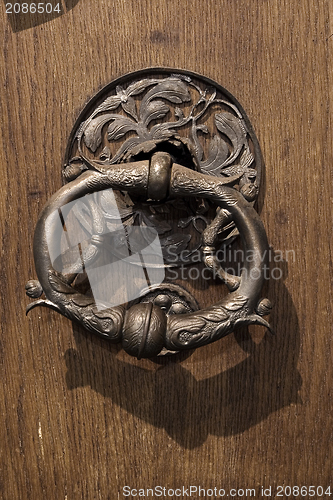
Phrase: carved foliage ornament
[{"left": 26, "top": 69, "right": 272, "bottom": 359}]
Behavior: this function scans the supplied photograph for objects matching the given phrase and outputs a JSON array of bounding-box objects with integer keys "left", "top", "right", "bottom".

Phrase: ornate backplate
[{"left": 63, "top": 68, "right": 262, "bottom": 268}]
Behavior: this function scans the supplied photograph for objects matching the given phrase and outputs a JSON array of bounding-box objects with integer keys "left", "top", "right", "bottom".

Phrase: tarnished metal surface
[{"left": 26, "top": 69, "right": 272, "bottom": 359}]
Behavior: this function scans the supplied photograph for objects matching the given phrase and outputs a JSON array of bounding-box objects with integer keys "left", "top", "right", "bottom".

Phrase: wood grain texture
[{"left": 0, "top": 0, "right": 332, "bottom": 498}]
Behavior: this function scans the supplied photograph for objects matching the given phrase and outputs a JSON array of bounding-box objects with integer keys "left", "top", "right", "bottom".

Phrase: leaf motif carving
[
  {"left": 121, "top": 97, "right": 138, "bottom": 120},
  {"left": 107, "top": 116, "right": 138, "bottom": 141},
  {"left": 200, "top": 135, "right": 229, "bottom": 175},
  {"left": 118, "top": 139, "right": 165, "bottom": 162},
  {"left": 93, "top": 96, "right": 122, "bottom": 115},
  {"left": 83, "top": 114, "right": 118, "bottom": 152},
  {"left": 140, "top": 100, "right": 170, "bottom": 126},
  {"left": 215, "top": 112, "right": 247, "bottom": 165},
  {"left": 141, "top": 77, "right": 191, "bottom": 106},
  {"left": 77, "top": 76, "right": 259, "bottom": 210},
  {"left": 151, "top": 125, "right": 177, "bottom": 141},
  {"left": 239, "top": 147, "right": 254, "bottom": 168},
  {"left": 109, "top": 136, "right": 143, "bottom": 163},
  {"left": 125, "top": 78, "right": 160, "bottom": 96}
]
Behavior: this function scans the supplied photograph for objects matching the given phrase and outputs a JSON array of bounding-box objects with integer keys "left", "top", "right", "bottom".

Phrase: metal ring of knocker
[{"left": 26, "top": 68, "right": 272, "bottom": 359}]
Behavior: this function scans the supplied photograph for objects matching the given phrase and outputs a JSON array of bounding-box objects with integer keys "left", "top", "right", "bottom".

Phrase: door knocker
[{"left": 26, "top": 68, "right": 272, "bottom": 359}]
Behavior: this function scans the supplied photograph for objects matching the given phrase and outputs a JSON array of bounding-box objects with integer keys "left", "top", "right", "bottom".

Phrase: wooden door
[{"left": 1, "top": 0, "right": 332, "bottom": 498}]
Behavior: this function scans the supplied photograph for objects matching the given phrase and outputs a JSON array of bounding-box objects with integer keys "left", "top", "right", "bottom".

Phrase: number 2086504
[{"left": 6, "top": 3, "right": 61, "bottom": 14}]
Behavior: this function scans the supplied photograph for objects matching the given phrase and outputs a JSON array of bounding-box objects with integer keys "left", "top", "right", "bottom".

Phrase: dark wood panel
[{"left": 0, "top": 0, "right": 332, "bottom": 498}]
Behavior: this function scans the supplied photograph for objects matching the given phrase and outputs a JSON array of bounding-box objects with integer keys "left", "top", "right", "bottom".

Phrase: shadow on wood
[{"left": 64, "top": 253, "right": 301, "bottom": 449}]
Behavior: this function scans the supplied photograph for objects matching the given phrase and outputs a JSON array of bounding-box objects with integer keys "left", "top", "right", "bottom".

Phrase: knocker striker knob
[
  {"left": 26, "top": 68, "right": 272, "bottom": 359},
  {"left": 122, "top": 303, "right": 167, "bottom": 359}
]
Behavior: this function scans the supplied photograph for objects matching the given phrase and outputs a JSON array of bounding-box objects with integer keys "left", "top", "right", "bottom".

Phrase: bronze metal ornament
[{"left": 26, "top": 69, "right": 272, "bottom": 359}]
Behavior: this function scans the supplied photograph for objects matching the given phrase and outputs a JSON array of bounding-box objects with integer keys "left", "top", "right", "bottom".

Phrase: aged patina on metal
[{"left": 26, "top": 69, "right": 272, "bottom": 359}]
